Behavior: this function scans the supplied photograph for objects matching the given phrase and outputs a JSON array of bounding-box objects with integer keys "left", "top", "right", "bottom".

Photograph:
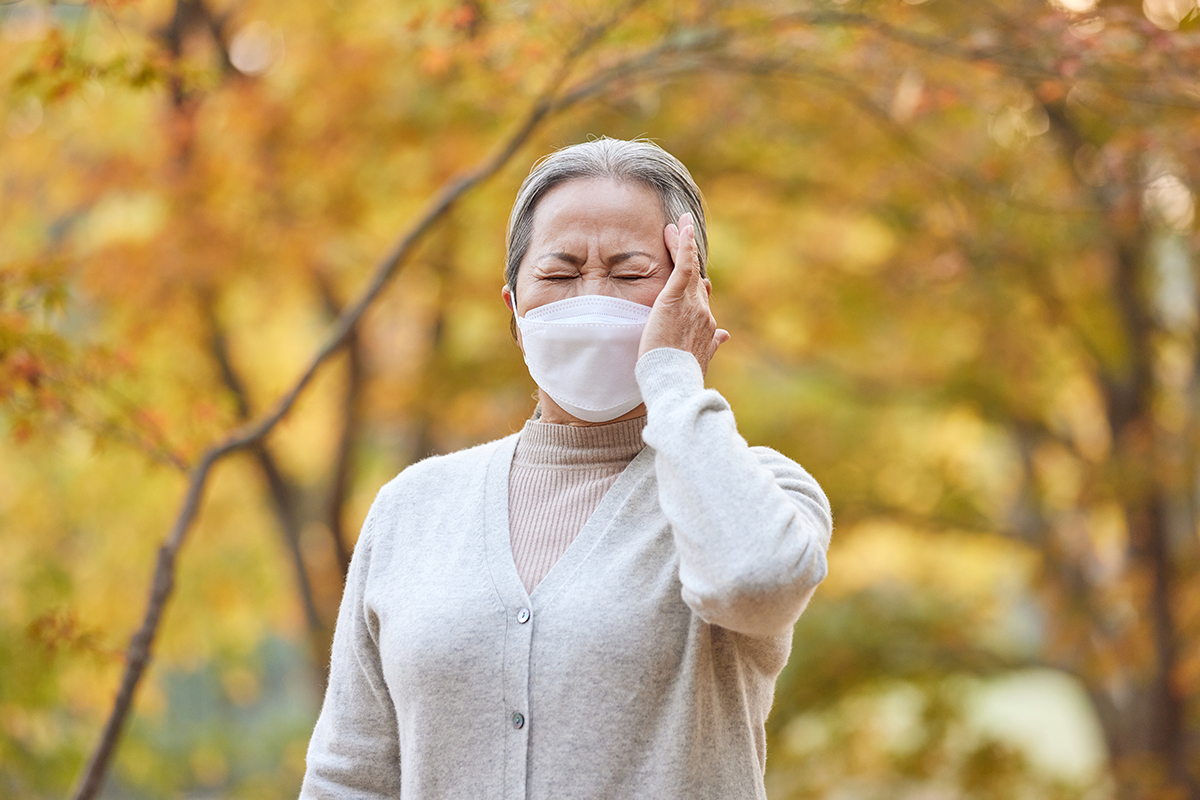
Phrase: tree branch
[
  {"left": 313, "top": 272, "right": 360, "bottom": 581},
  {"left": 200, "top": 297, "right": 325, "bottom": 637},
  {"left": 70, "top": 9, "right": 689, "bottom": 797}
]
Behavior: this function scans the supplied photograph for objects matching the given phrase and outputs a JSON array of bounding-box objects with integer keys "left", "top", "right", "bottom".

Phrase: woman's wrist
[{"left": 635, "top": 348, "right": 705, "bottom": 410}]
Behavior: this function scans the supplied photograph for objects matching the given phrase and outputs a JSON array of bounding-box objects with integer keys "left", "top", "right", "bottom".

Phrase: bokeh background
[{"left": 3, "top": 0, "right": 1200, "bottom": 797}]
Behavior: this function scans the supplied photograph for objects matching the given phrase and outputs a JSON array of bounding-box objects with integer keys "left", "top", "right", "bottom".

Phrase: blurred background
[{"left": 2, "top": 0, "right": 1199, "bottom": 797}]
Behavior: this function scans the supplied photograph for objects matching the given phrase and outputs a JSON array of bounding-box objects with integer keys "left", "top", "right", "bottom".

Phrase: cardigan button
[
  {"left": 512, "top": 712, "right": 525, "bottom": 729},
  {"left": 517, "top": 608, "right": 531, "bottom": 624}
]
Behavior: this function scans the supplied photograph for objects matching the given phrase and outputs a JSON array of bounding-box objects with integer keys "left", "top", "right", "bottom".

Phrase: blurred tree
[
  {"left": 693, "top": 4, "right": 1200, "bottom": 798},
  {"left": 1, "top": 0, "right": 1198, "bottom": 798}
]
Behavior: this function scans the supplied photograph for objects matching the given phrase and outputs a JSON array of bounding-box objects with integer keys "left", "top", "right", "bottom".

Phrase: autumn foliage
[{"left": 2, "top": 0, "right": 1200, "bottom": 797}]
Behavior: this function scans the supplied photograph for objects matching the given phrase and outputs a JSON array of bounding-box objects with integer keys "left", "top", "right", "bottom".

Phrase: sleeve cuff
[{"left": 635, "top": 347, "right": 704, "bottom": 408}]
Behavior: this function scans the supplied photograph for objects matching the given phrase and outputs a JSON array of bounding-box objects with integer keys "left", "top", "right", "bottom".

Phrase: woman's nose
[{"left": 578, "top": 273, "right": 615, "bottom": 296}]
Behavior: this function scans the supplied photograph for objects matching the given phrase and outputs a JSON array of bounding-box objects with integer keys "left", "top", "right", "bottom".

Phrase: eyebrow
[
  {"left": 606, "top": 251, "right": 653, "bottom": 265},
  {"left": 538, "top": 252, "right": 584, "bottom": 266}
]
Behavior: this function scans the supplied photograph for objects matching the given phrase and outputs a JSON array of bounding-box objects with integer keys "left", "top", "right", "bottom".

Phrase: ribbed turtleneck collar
[{"left": 513, "top": 415, "right": 647, "bottom": 469}]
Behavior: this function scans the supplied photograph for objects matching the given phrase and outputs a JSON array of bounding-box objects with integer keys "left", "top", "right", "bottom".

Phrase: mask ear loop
[
  {"left": 504, "top": 284, "right": 520, "bottom": 342},
  {"left": 504, "top": 284, "right": 538, "bottom": 418}
]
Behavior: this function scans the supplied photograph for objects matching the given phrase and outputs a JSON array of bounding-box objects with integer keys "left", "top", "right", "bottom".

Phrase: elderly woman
[{"left": 300, "top": 138, "right": 832, "bottom": 799}]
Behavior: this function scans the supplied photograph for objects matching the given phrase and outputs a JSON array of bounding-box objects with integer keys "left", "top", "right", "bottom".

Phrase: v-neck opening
[{"left": 483, "top": 433, "right": 654, "bottom": 612}]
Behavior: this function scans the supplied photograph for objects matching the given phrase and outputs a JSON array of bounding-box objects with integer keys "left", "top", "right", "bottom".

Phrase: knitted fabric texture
[
  {"left": 508, "top": 415, "right": 647, "bottom": 593},
  {"left": 300, "top": 347, "right": 833, "bottom": 800}
]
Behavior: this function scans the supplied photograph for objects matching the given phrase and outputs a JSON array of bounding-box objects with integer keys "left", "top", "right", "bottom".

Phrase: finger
[
  {"left": 663, "top": 222, "right": 680, "bottom": 263},
  {"left": 704, "top": 329, "right": 728, "bottom": 373},
  {"left": 671, "top": 215, "right": 700, "bottom": 285},
  {"left": 677, "top": 213, "right": 695, "bottom": 265},
  {"left": 658, "top": 224, "right": 693, "bottom": 304}
]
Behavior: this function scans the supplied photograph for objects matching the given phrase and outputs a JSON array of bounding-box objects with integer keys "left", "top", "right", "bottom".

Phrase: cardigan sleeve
[
  {"left": 636, "top": 347, "right": 833, "bottom": 638},
  {"left": 300, "top": 506, "right": 403, "bottom": 799}
]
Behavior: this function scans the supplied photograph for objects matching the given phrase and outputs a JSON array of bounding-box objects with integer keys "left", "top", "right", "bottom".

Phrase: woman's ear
[{"left": 502, "top": 284, "right": 522, "bottom": 348}]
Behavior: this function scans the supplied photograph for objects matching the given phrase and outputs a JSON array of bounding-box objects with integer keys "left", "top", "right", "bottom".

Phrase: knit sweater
[
  {"left": 300, "top": 347, "right": 833, "bottom": 800},
  {"left": 508, "top": 416, "right": 647, "bottom": 593}
]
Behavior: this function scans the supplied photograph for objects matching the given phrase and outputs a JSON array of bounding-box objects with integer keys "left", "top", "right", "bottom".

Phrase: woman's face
[{"left": 505, "top": 178, "right": 672, "bottom": 319}]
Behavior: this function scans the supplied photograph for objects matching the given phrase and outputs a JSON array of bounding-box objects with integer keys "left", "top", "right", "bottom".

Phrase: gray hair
[{"left": 504, "top": 138, "right": 708, "bottom": 301}]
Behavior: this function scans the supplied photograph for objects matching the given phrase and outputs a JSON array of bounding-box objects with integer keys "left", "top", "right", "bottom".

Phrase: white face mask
[{"left": 515, "top": 295, "right": 651, "bottom": 423}]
